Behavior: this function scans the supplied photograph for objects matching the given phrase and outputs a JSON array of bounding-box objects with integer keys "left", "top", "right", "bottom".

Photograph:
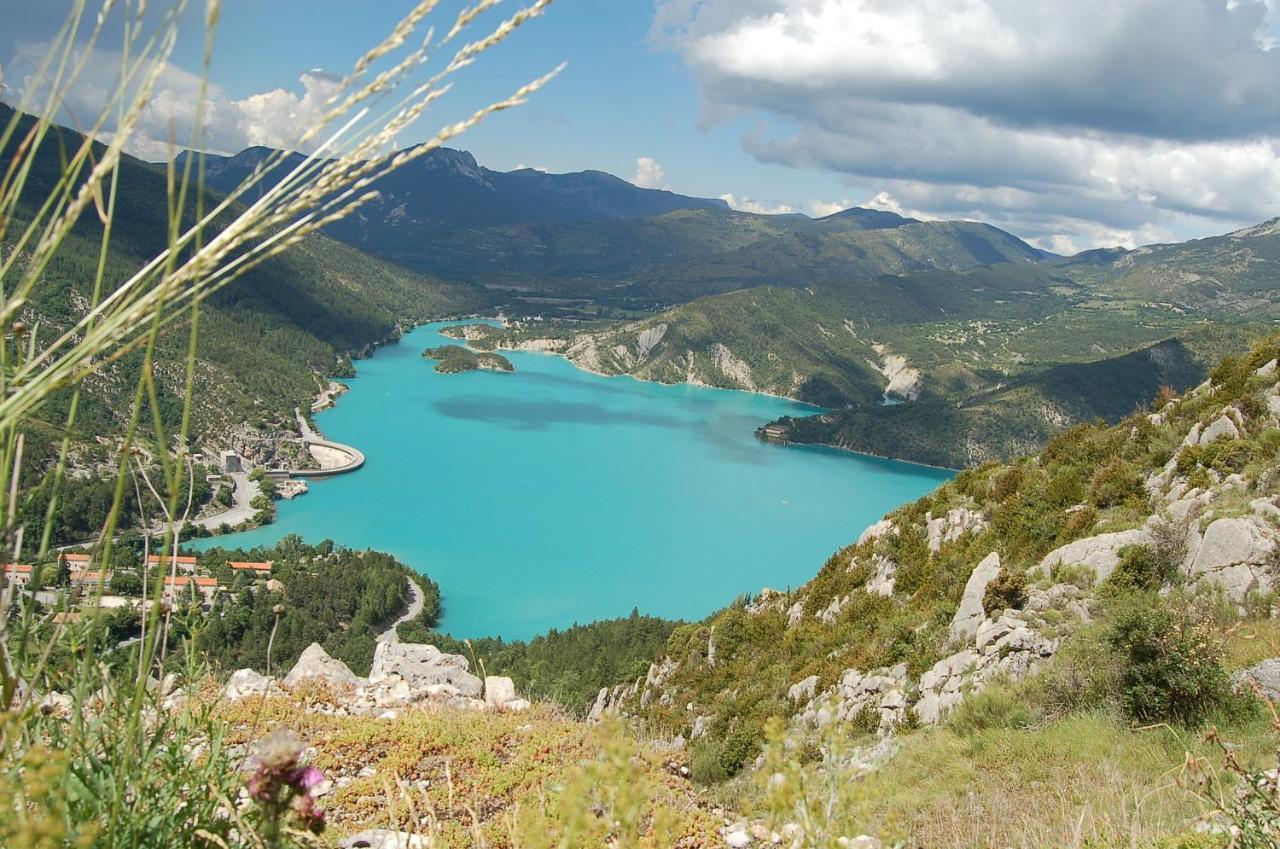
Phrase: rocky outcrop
[
  {"left": 223, "top": 642, "right": 529, "bottom": 715},
  {"left": 283, "top": 643, "right": 362, "bottom": 689},
  {"left": 949, "top": 552, "right": 1001, "bottom": 643},
  {"left": 1234, "top": 658, "right": 1280, "bottom": 702},
  {"left": 1186, "top": 516, "right": 1277, "bottom": 601},
  {"left": 926, "top": 506, "right": 988, "bottom": 552},
  {"left": 223, "top": 668, "right": 277, "bottom": 701},
  {"left": 1038, "top": 527, "right": 1152, "bottom": 584},
  {"left": 369, "top": 642, "right": 483, "bottom": 699},
  {"left": 917, "top": 608, "right": 1059, "bottom": 725},
  {"left": 796, "top": 664, "right": 909, "bottom": 733},
  {"left": 864, "top": 556, "right": 898, "bottom": 597}
]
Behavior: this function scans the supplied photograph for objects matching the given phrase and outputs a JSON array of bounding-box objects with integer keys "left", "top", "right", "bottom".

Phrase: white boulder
[
  {"left": 284, "top": 643, "right": 362, "bottom": 689},
  {"left": 948, "top": 552, "right": 1001, "bottom": 643}
]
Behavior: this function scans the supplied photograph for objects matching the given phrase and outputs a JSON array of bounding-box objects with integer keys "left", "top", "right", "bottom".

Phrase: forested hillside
[{"left": 1, "top": 102, "right": 485, "bottom": 465}]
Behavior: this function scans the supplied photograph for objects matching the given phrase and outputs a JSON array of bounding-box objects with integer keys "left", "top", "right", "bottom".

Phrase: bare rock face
[
  {"left": 223, "top": 668, "right": 275, "bottom": 701},
  {"left": 284, "top": 643, "right": 363, "bottom": 689},
  {"left": 1199, "top": 414, "right": 1242, "bottom": 444},
  {"left": 1038, "top": 528, "right": 1152, "bottom": 584},
  {"left": 948, "top": 552, "right": 1001, "bottom": 643},
  {"left": 483, "top": 675, "right": 519, "bottom": 709},
  {"left": 865, "top": 556, "right": 898, "bottom": 597},
  {"left": 368, "top": 642, "right": 483, "bottom": 699},
  {"left": 858, "top": 519, "right": 896, "bottom": 546},
  {"left": 926, "top": 506, "right": 988, "bottom": 553},
  {"left": 1187, "top": 516, "right": 1278, "bottom": 601},
  {"left": 1234, "top": 658, "right": 1280, "bottom": 702},
  {"left": 796, "top": 663, "right": 909, "bottom": 734}
]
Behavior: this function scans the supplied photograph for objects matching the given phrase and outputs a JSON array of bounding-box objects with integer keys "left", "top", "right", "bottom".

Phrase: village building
[
  {"left": 147, "top": 554, "right": 198, "bottom": 571},
  {"left": 162, "top": 575, "right": 219, "bottom": 604},
  {"left": 229, "top": 560, "right": 273, "bottom": 576},
  {"left": 2, "top": 563, "right": 32, "bottom": 587},
  {"left": 60, "top": 552, "right": 92, "bottom": 571}
]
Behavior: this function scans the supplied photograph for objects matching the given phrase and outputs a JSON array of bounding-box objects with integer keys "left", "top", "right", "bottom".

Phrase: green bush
[
  {"left": 1102, "top": 545, "right": 1175, "bottom": 595},
  {"left": 1046, "top": 466, "right": 1086, "bottom": 507},
  {"left": 1106, "top": 600, "right": 1232, "bottom": 727},
  {"left": 1088, "top": 457, "right": 1145, "bottom": 508},
  {"left": 688, "top": 737, "right": 729, "bottom": 785},
  {"left": 718, "top": 725, "right": 762, "bottom": 776},
  {"left": 947, "top": 682, "right": 1034, "bottom": 735},
  {"left": 982, "top": 568, "right": 1028, "bottom": 614}
]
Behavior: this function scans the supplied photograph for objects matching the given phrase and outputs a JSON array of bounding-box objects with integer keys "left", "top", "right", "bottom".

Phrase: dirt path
[{"left": 378, "top": 578, "right": 425, "bottom": 643}]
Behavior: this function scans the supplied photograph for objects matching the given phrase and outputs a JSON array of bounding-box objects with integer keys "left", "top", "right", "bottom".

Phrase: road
[
  {"left": 192, "top": 472, "right": 261, "bottom": 530},
  {"left": 377, "top": 578, "right": 425, "bottom": 643}
]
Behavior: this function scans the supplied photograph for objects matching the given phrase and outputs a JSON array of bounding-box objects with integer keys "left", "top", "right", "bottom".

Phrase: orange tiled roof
[
  {"left": 62, "top": 553, "right": 92, "bottom": 562},
  {"left": 163, "top": 575, "right": 217, "bottom": 588},
  {"left": 3, "top": 563, "right": 32, "bottom": 574},
  {"left": 229, "top": 560, "right": 273, "bottom": 572},
  {"left": 148, "top": 554, "right": 198, "bottom": 566}
]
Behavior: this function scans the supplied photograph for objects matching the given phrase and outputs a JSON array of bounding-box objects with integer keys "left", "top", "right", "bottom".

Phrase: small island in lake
[{"left": 422, "top": 344, "right": 515, "bottom": 374}]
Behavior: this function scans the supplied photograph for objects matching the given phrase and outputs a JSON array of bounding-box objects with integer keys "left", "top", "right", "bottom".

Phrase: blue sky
[{"left": 4, "top": 1, "right": 1280, "bottom": 252}]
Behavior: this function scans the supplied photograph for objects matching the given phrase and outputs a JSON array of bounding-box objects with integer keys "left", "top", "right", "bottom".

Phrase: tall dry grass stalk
[{"left": 0, "top": 0, "right": 556, "bottom": 844}]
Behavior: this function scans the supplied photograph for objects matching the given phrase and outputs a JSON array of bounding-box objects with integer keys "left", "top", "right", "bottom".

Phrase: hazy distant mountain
[
  {"left": 180, "top": 144, "right": 1048, "bottom": 309},
  {"left": 181, "top": 145, "right": 728, "bottom": 229}
]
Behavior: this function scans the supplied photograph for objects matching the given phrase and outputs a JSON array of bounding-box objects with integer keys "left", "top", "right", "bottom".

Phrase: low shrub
[
  {"left": 1106, "top": 599, "right": 1233, "bottom": 727},
  {"left": 947, "top": 682, "right": 1035, "bottom": 735},
  {"left": 982, "top": 568, "right": 1028, "bottom": 614},
  {"left": 1089, "top": 457, "right": 1145, "bottom": 508},
  {"left": 1102, "top": 545, "right": 1175, "bottom": 595}
]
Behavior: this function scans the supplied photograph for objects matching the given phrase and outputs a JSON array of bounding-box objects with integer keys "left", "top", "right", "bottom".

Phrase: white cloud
[
  {"left": 633, "top": 156, "right": 666, "bottom": 188},
  {"left": 7, "top": 42, "right": 347, "bottom": 159},
  {"left": 719, "top": 193, "right": 795, "bottom": 214},
  {"left": 514, "top": 163, "right": 551, "bottom": 172},
  {"left": 656, "top": 0, "right": 1280, "bottom": 249}
]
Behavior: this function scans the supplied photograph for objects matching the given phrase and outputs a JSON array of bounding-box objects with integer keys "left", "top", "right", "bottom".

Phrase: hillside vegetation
[
  {"left": 1, "top": 103, "right": 484, "bottom": 463},
  {"left": 573, "top": 334, "right": 1280, "bottom": 846},
  {"left": 462, "top": 226, "right": 1280, "bottom": 465}
]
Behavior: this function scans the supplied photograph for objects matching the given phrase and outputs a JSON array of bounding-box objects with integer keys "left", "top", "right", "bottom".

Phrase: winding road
[
  {"left": 377, "top": 578, "right": 425, "bottom": 644},
  {"left": 192, "top": 472, "right": 261, "bottom": 530}
]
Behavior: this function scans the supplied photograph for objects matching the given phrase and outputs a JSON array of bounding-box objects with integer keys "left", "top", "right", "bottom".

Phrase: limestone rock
[
  {"left": 926, "top": 506, "right": 988, "bottom": 553},
  {"left": 1200, "top": 414, "right": 1241, "bottom": 444},
  {"left": 1038, "top": 528, "right": 1152, "bottom": 584},
  {"left": 1234, "top": 658, "right": 1280, "bottom": 702},
  {"left": 223, "top": 668, "right": 275, "bottom": 701},
  {"left": 1188, "top": 516, "right": 1278, "bottom": 601},
  {"left": 865, "top": 556, "right": 898, "bottom": 597},
  {"left": 284, "top": 643, "right": 362, "bottom": 689},
  {"left": 484, "top": 675, "right": 517, "bottom": 709},
  {"left": 788, "top": 675, "right": 819, "bottom": 703},
  {"left": 948, "top": 552, "right": 1001, "bottom": 643},
  {"left": 1256, "top": 359, "right": 1278, "bottom": 377},
  {"left": 858, "top": 519, "right": 896, "bottom": 546},
  {"left": 368, "top": 642, "right": 482, "bottom": 698}
]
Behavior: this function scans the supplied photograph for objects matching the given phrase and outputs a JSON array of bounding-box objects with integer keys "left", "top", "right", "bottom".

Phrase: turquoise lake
[{"left": 198, "top": 321, "right": 951, "bottom": 639}]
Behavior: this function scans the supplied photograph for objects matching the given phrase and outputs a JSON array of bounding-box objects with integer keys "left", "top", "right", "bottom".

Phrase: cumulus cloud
[
  {"left": 6, "top": 41, "right": 345, "bottom": 160},
  {"left": 632, "top": 156, "right": 666, "bottom": 188},
  {"left": 720, "top": 193, "right": 796, "bottom": 214},
  {"left": 655, "top": 0, "right": 1280, "bottom": 248}
]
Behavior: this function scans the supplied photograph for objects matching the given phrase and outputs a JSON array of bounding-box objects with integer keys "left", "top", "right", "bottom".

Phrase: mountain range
[{"left": 15, "top": 106, "right": 1280, "bottom": 470}]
